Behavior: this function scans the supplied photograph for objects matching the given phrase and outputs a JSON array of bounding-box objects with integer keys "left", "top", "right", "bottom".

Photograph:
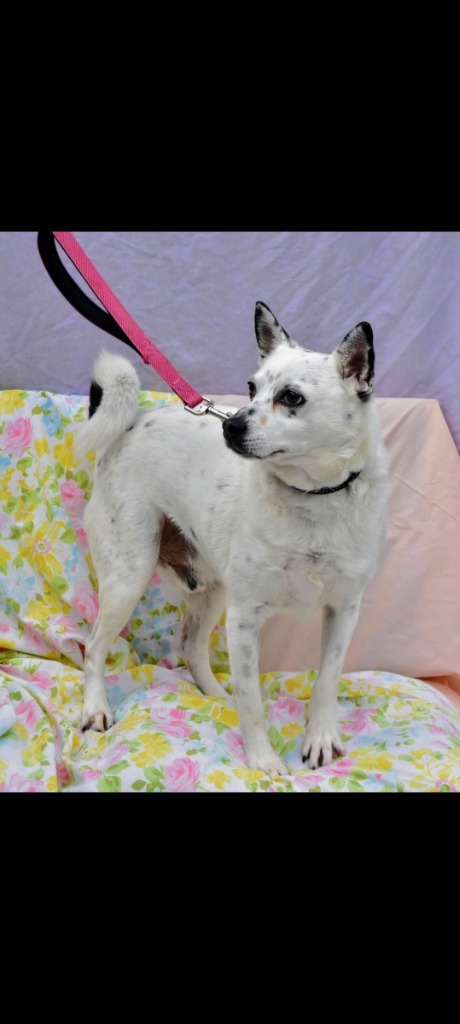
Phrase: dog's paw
[
  {"left": 301, "top": 716, "right": 345, "bottom": 770},
  {"left": 81, "top": 706, "right": 114, "bottom": 732},
  {"left": 246, "top": 742, "right": 291, "bottom": 779}
]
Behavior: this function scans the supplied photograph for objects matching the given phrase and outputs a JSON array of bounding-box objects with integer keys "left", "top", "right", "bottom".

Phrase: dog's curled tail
[{"left": 76, "top": 350, "right": 141, "bottom": 458}]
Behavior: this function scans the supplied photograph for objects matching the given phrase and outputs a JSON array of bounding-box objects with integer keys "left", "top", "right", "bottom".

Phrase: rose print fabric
[{"left": 1, "top": 390, "right": 459, "bottom": 793}]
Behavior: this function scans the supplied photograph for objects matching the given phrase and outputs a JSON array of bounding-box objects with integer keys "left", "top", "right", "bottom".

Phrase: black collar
[{"left": 294, "top": 470, "right": 361, "bottom": 495}]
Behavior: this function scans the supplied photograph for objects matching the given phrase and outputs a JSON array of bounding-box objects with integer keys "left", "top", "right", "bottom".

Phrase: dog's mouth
[{"left": 224, "top": 437, "right": 286, "bottom": 459}]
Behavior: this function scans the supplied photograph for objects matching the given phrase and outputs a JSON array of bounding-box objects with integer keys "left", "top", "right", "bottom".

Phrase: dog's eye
[
  {"left": 248, "top": 381, "right": 256, "bottom": 400},
  {"left": 281, "top": 389, "right": 305, "bottom": 407}
]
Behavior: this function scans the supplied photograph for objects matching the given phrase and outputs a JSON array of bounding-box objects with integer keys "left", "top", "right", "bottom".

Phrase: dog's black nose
[{"left": 222, "top": 410, "right": 248, "bottom": 440}]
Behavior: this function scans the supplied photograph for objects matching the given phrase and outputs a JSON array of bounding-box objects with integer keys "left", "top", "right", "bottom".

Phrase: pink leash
[{"left": 40, "top": 231, "right": 227, "bottom": 418}]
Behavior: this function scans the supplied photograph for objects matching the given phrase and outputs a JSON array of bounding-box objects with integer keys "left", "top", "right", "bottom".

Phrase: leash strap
[{"left": 37, "top": 230, "right": 205, "bottom": 410}]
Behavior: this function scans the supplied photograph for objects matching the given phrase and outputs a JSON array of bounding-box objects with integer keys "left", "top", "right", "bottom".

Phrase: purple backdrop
[{"left": 1, "top": 231, "right": 459, "bottom": 449}]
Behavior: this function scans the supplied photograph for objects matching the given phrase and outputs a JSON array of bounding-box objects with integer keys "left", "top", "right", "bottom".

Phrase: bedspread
[{"left": 1, "top": 390, "right": 459, "bottom": 793}]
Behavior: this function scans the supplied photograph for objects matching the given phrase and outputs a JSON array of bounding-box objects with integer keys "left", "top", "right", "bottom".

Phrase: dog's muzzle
[{"left": 222, "top": 409, "right": 251, "bottom": 454}]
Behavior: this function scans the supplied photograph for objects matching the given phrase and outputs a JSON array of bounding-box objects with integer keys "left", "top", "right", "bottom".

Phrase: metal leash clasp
[{"left": 184, "top": 398, "right": 232, "bottom": 421}]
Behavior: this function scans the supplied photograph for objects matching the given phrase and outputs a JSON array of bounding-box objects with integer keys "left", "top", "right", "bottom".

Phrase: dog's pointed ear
[
  {"left": 255, "top": 302, "right": 294, "bottom": 359},
  {"left": 334, "top": 322, "right": 375, "bottom": 400}
]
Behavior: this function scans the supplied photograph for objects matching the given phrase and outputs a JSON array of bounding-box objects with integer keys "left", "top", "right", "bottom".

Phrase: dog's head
[{"left": 222, "top": 302, "right": 375, "bottom": 464}]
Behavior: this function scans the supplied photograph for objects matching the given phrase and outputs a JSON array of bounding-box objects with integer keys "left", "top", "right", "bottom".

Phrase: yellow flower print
[
  {"left": 28, "top": 583, "right": 65, "bottom": 621},
  {"left": 116, "top": 709, "right": 150, "bottom": 732},
  {"left": 47, "top": 776, "right": 58, "bottom": 792},
  {"left": 0, "top": 391, "right": 25, "bottom": 414},
  {"left": 0, "top": 545, "right": 11, "bottom": 570},
  {"left": 128, "top": 665, "right": 154, "bottom": 683},
  {"left": 285, "top": 674, "right": 312, "bottom": 701},
  {"left": 179, "top": 693, "right": 211, "bottom": 712},
  {"left": 12, "top": 497, "right": 37, "bottom": 525},
  {"left": 207, "top": 769, "right": 231, "bottom": 790},
  {"left": 54, "top": 433, "right": 79, "bottom": 470},
  {"left": 233, "top": 767, "right": 266, "bottom": 783},
  {"left": 350, "top": 748, "right": 393, "bottom": 772},
  {"left": 34, "top": 437, "right": 50, "bottom": 457},
  {"left": 1, "top": 466, "right": 15, "bottom": 491},
  {"left": 19, "top": 521, "right": 64, "bottom": 577},
  {"left": 281, "top": 722, "right": 303, "bottom": 739},
  {"left": 0, "top": 757, "right": 8, "bottom": 785},
  {"left": 14, "top": 722, "right": 29, "bottom": 743},
  {"left": 132, "top": 732, "right": 172, "bottom": 766},
  {"left": 210, "top": 703, "right": 239, "bottom": 728},
  {"left": 439, "top": 764, "right": 460, "bottom": 782},
  {"left": 410, "top": 747, "right": 436, "bottom": 766},
  {"left": 22, "top": 734, "right": 49, "bottom": 767}
]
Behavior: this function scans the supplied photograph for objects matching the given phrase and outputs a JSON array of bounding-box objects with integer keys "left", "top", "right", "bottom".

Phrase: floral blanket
[{"left": 1, "top": 389, "right": 460, "bottom": 793}]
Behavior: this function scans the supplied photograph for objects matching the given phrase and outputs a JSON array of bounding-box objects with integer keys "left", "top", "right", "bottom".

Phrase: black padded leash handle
[{"left": 37, "top": 230, "right": 138, "bottom": 354}]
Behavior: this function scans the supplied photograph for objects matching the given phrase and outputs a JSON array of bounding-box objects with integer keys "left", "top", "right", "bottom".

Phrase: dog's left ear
[
  {"left": 334, "top": 322, "right": 375, "bottom": 400},
  {"left": 255, "top": 301, "right": 295, "bottom": 359}
]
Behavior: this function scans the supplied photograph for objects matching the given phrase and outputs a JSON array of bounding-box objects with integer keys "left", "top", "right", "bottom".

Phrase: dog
[{"left": 76, "top": 302, "right": 388, "bottom": 777}]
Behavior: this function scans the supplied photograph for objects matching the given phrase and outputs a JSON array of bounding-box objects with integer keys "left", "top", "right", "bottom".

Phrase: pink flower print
[
  {"left": 344, "top": 707, "right": 378, "bottom": 736},
  {"left": 15, "top": 698, "right": 42, "bottom": 730},
  {"left": 81, "top": 768, "right": 102, "bottom": 782},
  {"left": 73, "top": 581, "right": 99, "bottom": 625},
  {"left": 0, "top": 512, "right": 9, "bottom": 532},
  {"left": 56, "top": 613, "right": 80, "bottom": 631},
  {"left": 97, "top": 744, "right": 129, "bottom": 771},
  {"left": 269, "top": 696, "right": 304, "bottom": 725},
  {"left": 7, "top": 774, "right": 46, "bottom": 793},
  {"left": 2, "top": 417, "right": 32, "bottom": 458},
  {"left": 153, "top": 708, "right": 193, "bottom": 738},
  {"left": 30, "top": 667, "right": 54, "bottom": 692},
  {"left": 163, "top": 757, "right": 200, "bottom": 792},
  {"left": 73, "top": 524, "right": 88, "bottom": 549},
  {"left": 57, "top": 761, "right": 71, "bottom": 786},
  {"left": 0, "top": 622, "right": 10, "bottom": 634},
  {"left": 295, "top": 773, "right": 326, "bottom": 790},
  {"left": 60, "top": 480, "right": 85, "bottom": 510},
  {"left": 152, "top": 571, "right": 162, "bottom": 585},
  {"left": 151, "top": 680, "right": 180, "bottom": 696},
  {"left": 224, "top": 730, "right": 246, "bottom": 762},
  {"left": 324, "top": 757, "right": 355, "bottom": 776},
  {"left": 159, "top": 658, "right": 175, "bottom": 670},
  {"left": 22, "top": 624, "right": 52, "bottom": 654}
]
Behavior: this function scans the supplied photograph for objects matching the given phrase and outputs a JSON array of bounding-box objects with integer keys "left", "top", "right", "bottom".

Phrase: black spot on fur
[
  {"left": 126, "top": 424, "right": 133, "bottom": 432},
  {"left": 144, "top": 419, "right": 154, "bottom": 428},
  {"left": 289, "top": 409, "right": 297, "bottom": 417},
  {"left": 89, "top": 380, "right": 103, "bottom": 418},
  {"left": 111, "top": 516, "right": 115, "bottom": 524},
  {"left": 190, "top": 528, "right": 197, "bottom": 540},
  {"left": 247, "top": 407, "right": 256, "bottom": 416}
]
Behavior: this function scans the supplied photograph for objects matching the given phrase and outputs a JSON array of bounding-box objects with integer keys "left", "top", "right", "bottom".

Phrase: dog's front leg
[
  {"left": 226, "top": 605, "right": 289, "bottom": 778},
  {"left": 302, "top": 599, "right": 362, "bottom": 769}
]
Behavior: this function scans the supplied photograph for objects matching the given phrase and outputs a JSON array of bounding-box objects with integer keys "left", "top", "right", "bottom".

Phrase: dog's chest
[{"left": 280, "top": 549, "right": 348, "bottom": 609}]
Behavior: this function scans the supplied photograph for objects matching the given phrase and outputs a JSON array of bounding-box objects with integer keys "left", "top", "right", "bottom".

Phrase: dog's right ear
[{"left": 255, "top": 302, "right": 294, "bottom": 359}]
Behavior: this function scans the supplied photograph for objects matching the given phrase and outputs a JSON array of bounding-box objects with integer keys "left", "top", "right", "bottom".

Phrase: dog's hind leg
[
  {"left": 81, "top": 525, "right": 161, "bottom": 732},
  {"left": 181, "top": 585, "right": 228, "bottom": 698}
]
